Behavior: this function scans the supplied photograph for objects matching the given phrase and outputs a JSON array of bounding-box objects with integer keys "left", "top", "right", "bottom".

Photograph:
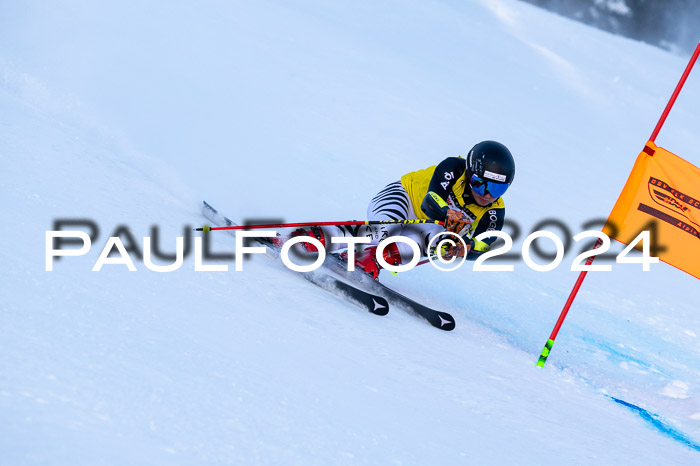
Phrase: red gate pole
[
  {"left": 537, "top": 42, "right": 700, "bottom": 367},
  {"left": 649, "top": 42, "right": 700, "bottom": 143},
  {"left": 537, "top": 239, "right": 602, "bottom": 367}
]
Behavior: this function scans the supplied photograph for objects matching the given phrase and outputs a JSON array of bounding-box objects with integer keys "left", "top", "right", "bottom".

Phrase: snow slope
[{"left": 2, "top": 0, "right": 700, "bottom": 464}]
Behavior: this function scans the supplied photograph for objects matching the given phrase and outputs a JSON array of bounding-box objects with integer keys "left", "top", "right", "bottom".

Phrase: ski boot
[{"left": 343, "top": 243, "right": 402, "bottom": 280}]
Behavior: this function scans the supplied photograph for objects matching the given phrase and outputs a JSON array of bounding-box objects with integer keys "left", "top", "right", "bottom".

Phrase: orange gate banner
[{"left": 603, "top": 141, "right": 700, "bottom": 279}]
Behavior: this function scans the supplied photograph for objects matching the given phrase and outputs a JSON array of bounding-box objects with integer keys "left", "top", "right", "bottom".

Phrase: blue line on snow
[{"left": 609, "top": 396, "right": 700, "bottom": 453}]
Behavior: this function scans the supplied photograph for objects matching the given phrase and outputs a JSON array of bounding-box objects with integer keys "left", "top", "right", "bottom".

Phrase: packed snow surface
[{"left": 2, "top": 0, "right": 700, "bottom": 464}]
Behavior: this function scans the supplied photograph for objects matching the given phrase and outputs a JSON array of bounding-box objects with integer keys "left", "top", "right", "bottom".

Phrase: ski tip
[
  {"left": 370, "top": 297, "right": 390, "bottom": 316},
  {"left": 437, "top": 313, "right": 456, "bottom": 331}
]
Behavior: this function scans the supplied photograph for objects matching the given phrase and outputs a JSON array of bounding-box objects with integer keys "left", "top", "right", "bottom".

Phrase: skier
[{"left": 293, "top": 140, "right": 515, "bottom": 279}]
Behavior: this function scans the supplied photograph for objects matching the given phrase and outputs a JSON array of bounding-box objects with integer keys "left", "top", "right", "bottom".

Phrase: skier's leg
[
  {"left": 302, "top": 180, "right": 415, "bottom": 254},
  {"left": 365, "top": 181, "right": 443, "bottom": 262}
]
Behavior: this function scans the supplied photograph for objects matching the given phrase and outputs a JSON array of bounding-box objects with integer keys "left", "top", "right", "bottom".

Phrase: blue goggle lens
[{"left": 470, "top": 174, "right": 510, "bottom": 198}]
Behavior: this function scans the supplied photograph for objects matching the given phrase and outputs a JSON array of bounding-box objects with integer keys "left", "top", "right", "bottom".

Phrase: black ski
[
  {"left": 373, "top": 280, "right": 454, "bottom": 330},
  {"left": 303, "top": 272, "right": 388, "bottom": 316},
  {"left": 201, "top": 201, "right": 389, "bottom": 316},
  {"left": 201, "top": 201, "right": 455, "bottom": 330},
  {"left": 320, "top": 253, "right": 456, "bottom": 331}
]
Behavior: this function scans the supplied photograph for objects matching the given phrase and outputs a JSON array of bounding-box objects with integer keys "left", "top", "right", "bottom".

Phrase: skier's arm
[
  {"left": 420, "top": 157, "right": 466, "bottom": 221},
  {"left": 465, "top": 207, "right": 505, "bottom": 260}
]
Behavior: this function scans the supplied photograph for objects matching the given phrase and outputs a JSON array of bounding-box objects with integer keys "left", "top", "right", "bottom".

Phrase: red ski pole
[{"left": 196, "top": 219, "right": 444, "bottom": 232}]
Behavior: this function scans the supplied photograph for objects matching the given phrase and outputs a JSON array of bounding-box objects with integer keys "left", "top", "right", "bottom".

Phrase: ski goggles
[{"left": 469, "top": 174, "right": 510, "bottom": 198}]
